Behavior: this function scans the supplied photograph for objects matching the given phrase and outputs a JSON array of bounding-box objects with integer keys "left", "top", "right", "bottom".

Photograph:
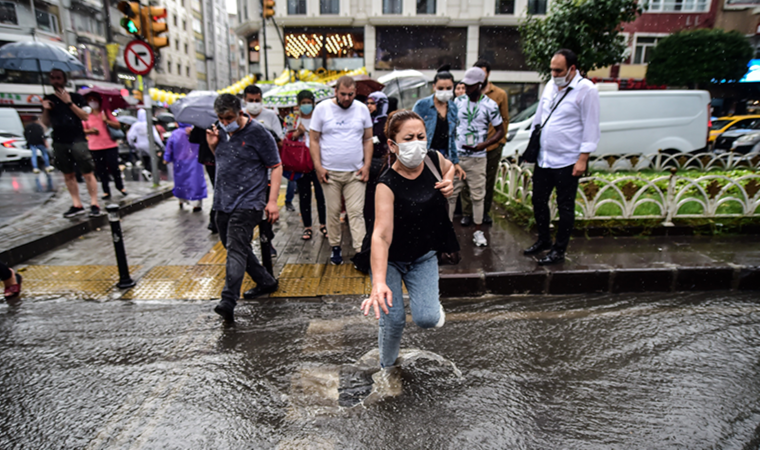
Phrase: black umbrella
[{"left": 0, "top": 41, "right": 86, "bottom": 94}]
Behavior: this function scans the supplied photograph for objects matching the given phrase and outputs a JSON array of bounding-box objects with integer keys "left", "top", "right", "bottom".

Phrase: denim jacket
[{"left": 412, "top": 95, "right": 459, "bottom": 164}]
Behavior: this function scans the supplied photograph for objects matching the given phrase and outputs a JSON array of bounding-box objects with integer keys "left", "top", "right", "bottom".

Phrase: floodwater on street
[{"left": 2, "top": 291, "right": 760, "bottom": 449}]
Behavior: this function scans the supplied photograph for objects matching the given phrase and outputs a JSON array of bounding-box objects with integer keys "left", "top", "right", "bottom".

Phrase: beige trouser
[
  {"left": 321, "top": 169, "right": 367, "bottom": 252},
  {"left": 449, "top": 155, "right": 487, "bottom": 225}
]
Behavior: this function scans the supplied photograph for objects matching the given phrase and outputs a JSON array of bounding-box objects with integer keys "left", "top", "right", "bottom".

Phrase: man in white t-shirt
[
  {"left": 449, "top": 67, "right": 505, "bottom": 248},
  {"left": 243, "top": 85, "right": 284, "bottom": 141},
  {"left": 309, "top": 76, "right": 373, "bottom": 265}
]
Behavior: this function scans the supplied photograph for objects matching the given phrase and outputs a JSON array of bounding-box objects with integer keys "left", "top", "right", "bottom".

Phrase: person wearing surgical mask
[
  {"left": 412, "top": 65, "right": 464, "bottom": 180},
  {"left": 242, "top": 84, "right": 284, "bottom": 142},
  {"left": 361, "top": 110, "right": 458, "bottom": 370},
  {"left": 524, "top": 48, "right": 600, "bottom": 266},
  {"left": 82, "top": 92, "right": 127, "bottom": 200}
]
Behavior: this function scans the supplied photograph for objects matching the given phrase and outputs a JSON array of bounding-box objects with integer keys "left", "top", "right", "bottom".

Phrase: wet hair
[
  {"left": 49, "top": 69, "right": 67, "bottom": 82},
  {"left": 554, "top": 49, "right": 578, "bottom": 69},
  {"left": 474, "top": 59, "right": 491, "bottom": 73},
  {"left": 214, "top": 93, "right": 242, "bottom": 115},
  {"left": 335, "top": 75, "right": 356, "bottom": 89},
  {"left": 384, "top": 109, "right": 424, "bottom": 142},
  {"left": 243, "top": 84, "right": 262, "bottom": 97},
  {"left": 433, "top": 64, "right": 455, "bottom": 86},
  {"left": 297, "top": 89, "right": 315, "bottom": 104}
]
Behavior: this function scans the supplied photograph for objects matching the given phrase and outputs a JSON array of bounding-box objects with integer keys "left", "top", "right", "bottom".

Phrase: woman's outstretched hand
[{"left": 362, "top": 283, "right": 393, "bottom": 319}]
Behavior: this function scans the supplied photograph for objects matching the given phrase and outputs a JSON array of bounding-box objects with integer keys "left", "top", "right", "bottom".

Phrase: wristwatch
[{"left": 66, "top": 102, "right": 73, "bottom": 106}]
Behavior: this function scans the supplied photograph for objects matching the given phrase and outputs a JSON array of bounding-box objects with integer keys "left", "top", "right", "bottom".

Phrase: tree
[
  {"left": 646, "top": 29, "right": 754, "bottom": 88},
  {"left": 519, "top": 0, "right": 640, "bottom": 79}
]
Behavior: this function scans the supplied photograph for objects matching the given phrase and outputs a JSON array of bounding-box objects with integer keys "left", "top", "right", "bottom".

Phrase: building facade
[
  {"left": 234, "top": 0, "right": 546, "bottom": 118},
  {"left": 151, "top": 0, "right": 197, "bottom": 91},
  {"left": 200, "top": 0, "right": 231, "bottom": 90}
]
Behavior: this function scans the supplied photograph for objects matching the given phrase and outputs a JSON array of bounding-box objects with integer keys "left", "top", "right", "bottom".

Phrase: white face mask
[
  {"left": 392, "top": 139, "right": 427, "bottom": 169},
  {"left": 435, "top": 90, "right": 453, "bottom": 102},
  {"left": 553, "top": 70, "right": 572, "bottom": 88},
  {"left": 246, "top": 102, "right": 263, "bottom": 115},
  {"left": 88, "top": 101, "right": 100, "bottom": 110}
]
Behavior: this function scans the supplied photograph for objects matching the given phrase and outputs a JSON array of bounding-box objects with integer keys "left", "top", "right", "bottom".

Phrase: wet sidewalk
[
  {"left": 10, "top": 186, "right": 760, "bottom": 300},
  {"left": 0, "top": 170, "right": 173, "bottom": 266}
]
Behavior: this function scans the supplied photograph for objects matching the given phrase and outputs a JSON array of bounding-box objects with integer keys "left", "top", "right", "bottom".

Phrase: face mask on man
[
  {"left": 299, "top": 104, "right": 313, "bottom": 115},
  {"left": 435, "top": 90, "right": 453, "bottom": 102},
  {"left": 246, "top": 102, "right": 263, "bottom": 116},
  {"left": 88, "top": 102, "right": 99, "bottom": 110},
  {"left": 392, "top": 139, "right": 427, "bottom": 169},
  {"left": 553, "top": 69, "right": 573, "bottom": 88},
  {"left": 222, "top": 119, "right": 240, "bottom": 134}
]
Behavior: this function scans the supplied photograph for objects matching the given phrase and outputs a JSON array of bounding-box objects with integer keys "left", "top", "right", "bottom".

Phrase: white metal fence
[{"left": 495, "top": 152, "right": 760, "bottom": 225}]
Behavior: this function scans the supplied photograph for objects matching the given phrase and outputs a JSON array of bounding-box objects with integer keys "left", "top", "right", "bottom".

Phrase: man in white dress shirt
[{"left": 523, "top": 49, "right": 600, "bottom": 265}]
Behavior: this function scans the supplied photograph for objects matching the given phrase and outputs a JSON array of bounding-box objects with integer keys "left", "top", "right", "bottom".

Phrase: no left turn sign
[{"left": 124, "top": 40, "right": 155, "bottom": 76}]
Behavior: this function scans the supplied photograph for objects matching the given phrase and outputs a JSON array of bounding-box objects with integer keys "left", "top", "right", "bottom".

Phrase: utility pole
[{"left": 261, "top": 0, "right": 268, "bottom": 80}]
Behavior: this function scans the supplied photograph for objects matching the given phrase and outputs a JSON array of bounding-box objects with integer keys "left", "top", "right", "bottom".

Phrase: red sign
[{"left": 124, "top": 40, "right": 155, "bottom": 76}]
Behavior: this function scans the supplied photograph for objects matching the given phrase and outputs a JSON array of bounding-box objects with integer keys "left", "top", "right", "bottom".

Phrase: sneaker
[
  {"left": 270, "top": 245, "right": 278, "bottom": 258},
  {"left": 141, "top": 169, "right": 152, "bottom": 181},
  {"left": 473, "top": 230, "right": 488, "bottom": 247},
  {"left": 243, "top": 281, "right": 279, "bottom": 299},
  {"left": 63, "top": 206, "right": 85, "bottom": 218},
  {"left": 32, "top": 168, "right": 40, "bottom": 174},
  {"left": 285, "top": 202, "right": 296, "bottom": 212},
  {"left": 436, "top": 304, "right": 446, "bottom": 328},
  {"left": 89, "top": 205, "right": 101, "bottom": 217},
  {"left": 331, "top": 246, "right": 343, "bottom": 265},
  {"left": 214, "top": 301, "right": 235, "bottom": 323},
  {"left": 45, "top": 166, "right": 54, "bottom": 173}
]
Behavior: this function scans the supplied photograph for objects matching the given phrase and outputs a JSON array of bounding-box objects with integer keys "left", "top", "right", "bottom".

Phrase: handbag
[
  {"left": 104, "top": 111, "right": 125, "bottom": 141},
  {"left": 423, "top": 155, "right": 461, "bottom": 265},
  {"left": 280, "top": 120, "right": 314, "bottom": 173},
  {"left": 522, "top": 87, "right": 572, "bottom": 164}
]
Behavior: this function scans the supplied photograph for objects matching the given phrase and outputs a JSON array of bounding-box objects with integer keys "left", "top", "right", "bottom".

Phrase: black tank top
[{"left": 378, "top": 151, "right": 453, "bottom": 263}]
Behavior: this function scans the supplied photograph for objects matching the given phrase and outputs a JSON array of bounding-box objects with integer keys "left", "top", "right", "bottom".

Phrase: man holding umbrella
[{"left": 41, "top": 69, "right": 101, "bottom": 218}]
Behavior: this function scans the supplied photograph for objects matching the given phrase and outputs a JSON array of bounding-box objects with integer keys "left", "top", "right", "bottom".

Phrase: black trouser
[
  {"left": 296, "top": 171, "right": 326, "bottom": 228},
  {"left": 532, "top": 164, "right": 579, "bottom": 253},
  {"left": 205, "top": 164, "right": 216, "bottom": 225},
  {"left": 216, "top": 208, "right": 277, "bottom": 307},
  {"left": 0, "top": 261, "right": 11, "bottom": 280},
  {"left": 91, "top": 147, "right": 124, "bottom": 195},
  {"left": 363, "top": 156, "right": 387, "bottom": 230}
]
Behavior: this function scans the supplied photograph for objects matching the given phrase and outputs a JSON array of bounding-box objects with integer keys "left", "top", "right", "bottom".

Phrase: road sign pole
[{"left": 142, "top": 77, "right": 160, "bottom": 186}]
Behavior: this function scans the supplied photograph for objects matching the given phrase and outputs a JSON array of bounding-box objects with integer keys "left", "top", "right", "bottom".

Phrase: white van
[{"left": 503, "top": 90, "right": 711, "bottom": 158}]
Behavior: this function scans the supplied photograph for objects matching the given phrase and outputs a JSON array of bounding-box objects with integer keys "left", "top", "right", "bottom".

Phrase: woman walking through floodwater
[{"left": 361, "top": 110, "right": 459, "bottom": 369}]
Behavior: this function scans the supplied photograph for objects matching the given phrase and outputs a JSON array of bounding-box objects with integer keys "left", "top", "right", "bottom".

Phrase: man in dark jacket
[
  {"left": 189, "top": 125, "right": 217, "bottom": 233},
  {"left": 23, "top": 116, "right": 52, "bottom": 173}
]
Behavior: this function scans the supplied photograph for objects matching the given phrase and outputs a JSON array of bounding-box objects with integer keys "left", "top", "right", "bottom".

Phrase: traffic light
[
  {"left": 263, "top": 0, "right": 275, "bottom": 18},
  {"left": 117, "top": 1, "right": 141, "bottom": 35},
  {"left": 141, "top": 6, "right": 169, "bottom": 50}
]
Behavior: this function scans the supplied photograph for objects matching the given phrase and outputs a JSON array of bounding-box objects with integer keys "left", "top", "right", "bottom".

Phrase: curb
[
  {"left": 440, "top": 265, "right": 760, "bottom": 297},
  {"left": 0, "top": 187, "right": 174, "bottom": 266}
]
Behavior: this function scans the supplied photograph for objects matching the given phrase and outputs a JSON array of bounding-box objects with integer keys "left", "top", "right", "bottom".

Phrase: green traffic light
[{"left": 120, "top": 17, "right": 139, "bottom": 34}]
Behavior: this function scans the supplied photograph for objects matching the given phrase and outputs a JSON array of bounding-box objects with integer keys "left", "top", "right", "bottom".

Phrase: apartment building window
[
  {"left": 183, "top": 19, "right": 187, "bottom": 31},
  {"left": 177, "top": 63, "right": 181, "bottom": 74},
  {"left": 196, "top": 59, "right": 205, "bottom": 74},
  {"left": 383, "top": 0, "right": 402, "bottom": 14},
  {"left": 176, "top": 40, "right": 180, "bottom": 50},
  {"left": 195, "top": 38, "right": 204, "bottom": 53},
  {"left": 320, "top": 0, "right": 339, "bottom": 14},
  {"left": 495, "top": 0, "right": 515, "bottom": 14},
  {"left": 186, "top": 66, "right": 190, "bottom": 76},
  {"left": 288, "top": 0, "right": 306, "bottom": 14},
  {"left": 193, "top": 18, "right": 202, "bottom": 33},
  {"left": 192, "top": 0, "right": 201, "bottom": 11},
  {"left": 173, "top": 14, "right": 178, "bottom": 26},
  {"left": 633, "top": 36, "right": 661, "bottom": 64},
  {"left": 185, "top": 43, "right": 189, "bottom": 54},
  {"left": 376, "top": 26, "right": 466, "bottom": 70},
  {"left": 479, "top": 27, "right": 527, "bottom": 71},
  {"left": 646, "top": 0, "right": 708, "bottom": 11},
  {"left": 417, "top": 0, "right": 435, "bottom": 14},
  {"left": 36, "top": 10, "right": 59, "bottom": 34},
  {"left": 527, "top": 0, "right": 547, "bottom": 14},
  {"left": 181, "top": 0, "right": 184, "bottom": 6},
  {"left": 0, "top": 2, "right": 17, "bottom": 25},
  {"left": 168, "top": 61, "right": 172, "bottom": 73}
]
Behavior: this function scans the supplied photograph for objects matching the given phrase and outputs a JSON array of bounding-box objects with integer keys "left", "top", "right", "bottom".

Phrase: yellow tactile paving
[
  {"left": 279, "top": 264, "right": 326, "bottom": 279},
  {"left": 317, "top": 276, "right": 368, "bottom": 296},
  {"left": 22, "top": 280, "right": 115, "bottom": 300},
  {"left": 197, "top": 241, "right": 227, "bottom": 265},
  {"left": 270, "top": 277, "right": 321, "bottom": 298},
  {"left": 322, "top": 264, "right": 365, "bottom": 279},
  {"left": 18, "top": 265, "right": 140, "bottom": 281}
]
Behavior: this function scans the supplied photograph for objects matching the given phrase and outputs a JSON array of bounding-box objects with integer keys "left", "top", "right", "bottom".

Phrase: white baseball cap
[{"left": 461, "top": 67, "right": 486, "bottom": 86}]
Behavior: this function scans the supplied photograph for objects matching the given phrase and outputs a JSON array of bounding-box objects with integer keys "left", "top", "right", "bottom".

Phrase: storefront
[{"left": 284, "top": 27, "right": 364, "bottom": 72}]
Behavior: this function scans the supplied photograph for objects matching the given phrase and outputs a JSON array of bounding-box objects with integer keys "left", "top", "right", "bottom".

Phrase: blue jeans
[
  {"left": 374, "top": 250, "right": 442, "bottom": 368},
  {"left": 286, "top": 179, "right": 297, "bottom": 203},
  {"left": 30, "top": 144, "right": 50, "bottom": 170}
]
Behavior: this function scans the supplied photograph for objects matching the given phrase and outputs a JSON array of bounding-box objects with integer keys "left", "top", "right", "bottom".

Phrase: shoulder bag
[
  {"left": 104, "top": 111, "right": 125, "bottom": 141},
  {"left": 522, "top": 87, "right": 572, "bottom": 164},
  {"left": 280, "top": 119, "right": 314, "bottom": 173},
  {"left": 423, "top": 154, "right": 461, "bottom": 265}
]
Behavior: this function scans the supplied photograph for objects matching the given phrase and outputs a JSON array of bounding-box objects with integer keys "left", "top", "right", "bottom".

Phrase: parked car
[
  {"left": 503, "top": 90, "right": 711, "bottom": 158},
  {"left": 709, "top": 115, "right": 760, "bottom": 146},
  {"left": 713, "top": 120, "right": 760, "bottom": 154},
  {"left": 0, "top": 108, "right": 31, "bottom": 164}
]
